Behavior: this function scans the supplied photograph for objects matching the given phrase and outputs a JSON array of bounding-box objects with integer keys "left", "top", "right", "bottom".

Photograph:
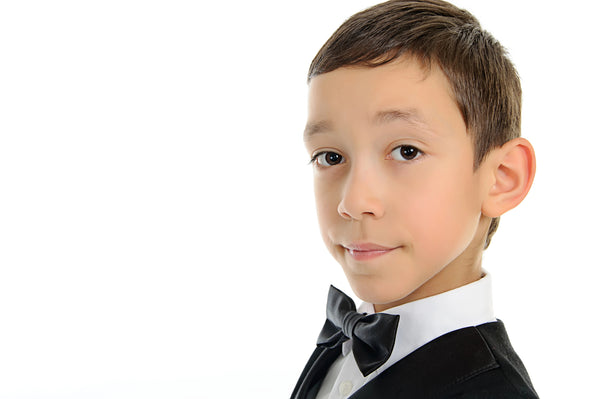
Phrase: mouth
[{"left": 342, "top": 242, "right": 400, "bottom": 261}]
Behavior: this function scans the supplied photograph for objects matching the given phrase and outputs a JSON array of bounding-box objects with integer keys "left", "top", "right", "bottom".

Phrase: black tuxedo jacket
[{"left": 291, "top": 320, "right": 538, "bottom": 399}]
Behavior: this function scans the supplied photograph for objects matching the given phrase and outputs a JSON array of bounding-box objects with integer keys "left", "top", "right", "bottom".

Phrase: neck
[{"left": 374, "top": 259, "right": 483, "bottom": 313}]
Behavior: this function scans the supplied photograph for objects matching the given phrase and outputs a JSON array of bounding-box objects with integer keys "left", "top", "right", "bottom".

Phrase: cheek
[
  {"left": 405, "top": 172, "right": 480, "bottom": 260},
  {"left": 314, "top": 180, "right": 339, "bottom": 246}
]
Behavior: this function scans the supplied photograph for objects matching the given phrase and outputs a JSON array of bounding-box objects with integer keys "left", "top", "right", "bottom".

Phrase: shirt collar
[{"left": 342, "top": 273, "right": 496, "bottom": 379}]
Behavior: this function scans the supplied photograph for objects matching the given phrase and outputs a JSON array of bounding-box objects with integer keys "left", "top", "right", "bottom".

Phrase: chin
[{"left": 346, "top": 274, "right": 414, "bottom": 307}]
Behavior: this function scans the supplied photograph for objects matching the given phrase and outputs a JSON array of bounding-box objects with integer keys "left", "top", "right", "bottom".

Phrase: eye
[
  {"left": 311, "top": 151, "right": 344, "bottom": 167},
  {"left": 390, "top": 145, "right": 422, "bottom": 161}
]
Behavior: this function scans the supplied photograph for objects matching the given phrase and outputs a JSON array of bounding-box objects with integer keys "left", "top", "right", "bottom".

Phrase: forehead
[{"left": 305, "top": 57, "right": 465, "bottom": 141}]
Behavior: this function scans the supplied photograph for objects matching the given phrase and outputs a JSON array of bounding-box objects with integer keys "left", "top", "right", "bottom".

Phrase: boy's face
[{"left": 304, "top": 57, "right": 491, "bottom": 311}]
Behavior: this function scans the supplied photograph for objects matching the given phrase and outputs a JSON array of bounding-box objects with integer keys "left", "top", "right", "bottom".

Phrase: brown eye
[
  {"left": 390, "top": 145, "right": 422, "bottom": 161},
  {"left": 313, "top": 151, "right": 344, "bottom": 166}
]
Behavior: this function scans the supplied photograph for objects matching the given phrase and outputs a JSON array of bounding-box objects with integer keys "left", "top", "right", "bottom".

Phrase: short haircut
[{"left": 308, "top": 0, "right": 522, "bottom": 248}]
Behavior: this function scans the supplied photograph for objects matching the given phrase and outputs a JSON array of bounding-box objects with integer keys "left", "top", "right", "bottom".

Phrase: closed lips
[{"left": 343, "top": 243, "right": 399, "bottom": 260}]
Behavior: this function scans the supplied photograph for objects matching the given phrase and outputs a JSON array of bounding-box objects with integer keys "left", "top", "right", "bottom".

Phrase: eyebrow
[
  {"left": 303, "top": 120, "right": 332, "bottom": 140},
  {"left": 373, "top": 109, "right": 430, "bottom": 129},
  {"left": 303, "top": 108, "right": 434, "bottom": 140}
]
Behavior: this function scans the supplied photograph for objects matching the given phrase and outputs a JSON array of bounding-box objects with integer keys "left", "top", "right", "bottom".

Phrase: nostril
[
  {"left": 339, "top": 211, "right": 352, "bottom": 220},
  {"left": 337, "top": 203, "right": 352, "bottom": 220}
]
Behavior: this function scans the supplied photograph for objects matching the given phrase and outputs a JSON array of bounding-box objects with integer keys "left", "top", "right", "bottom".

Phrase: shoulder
[
  {"left": 440, "top": 320, "right": 538, "bottom": 399},
  {"left": 352, "top": 320, "right": 538, "bottom": 399}
]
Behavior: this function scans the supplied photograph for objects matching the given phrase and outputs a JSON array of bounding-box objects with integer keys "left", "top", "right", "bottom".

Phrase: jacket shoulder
[
  {"left": 351, "top": 321, "right": 538, "bottom": 399},
  {"left": 440, "top": 320, "right": 538, "bottom": 399}
]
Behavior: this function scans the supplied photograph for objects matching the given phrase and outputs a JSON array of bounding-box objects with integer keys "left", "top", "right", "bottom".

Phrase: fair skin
[{"left": 304, "top": 56, "right": 535, "bottom": 312}]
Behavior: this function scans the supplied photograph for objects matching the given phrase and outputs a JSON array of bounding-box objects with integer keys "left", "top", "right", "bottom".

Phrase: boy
[{"left": 291, "top": 1, "right": 538, "bottom": 398}]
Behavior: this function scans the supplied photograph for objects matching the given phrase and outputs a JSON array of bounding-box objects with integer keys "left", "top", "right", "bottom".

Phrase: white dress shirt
[{"left": 316, "top": 273, "right": 496, "bottom": 399}]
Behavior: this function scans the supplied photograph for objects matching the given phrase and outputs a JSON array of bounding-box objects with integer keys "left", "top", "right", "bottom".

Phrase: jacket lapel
[
  {"left": 350, "top": 326, "right": 499, "bottom": 398},
  {"left": 291, "top": 344, "right": 343, "bottom": 399}
]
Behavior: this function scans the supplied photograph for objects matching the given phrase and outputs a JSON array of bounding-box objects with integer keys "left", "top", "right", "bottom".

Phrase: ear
[{"left": 481, "top": 138, "right": 536, "bottom": 218}]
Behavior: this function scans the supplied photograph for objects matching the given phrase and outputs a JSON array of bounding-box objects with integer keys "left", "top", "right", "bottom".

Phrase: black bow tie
[{"left": 316, "top": 285, "right": 400, "bottom": 377}]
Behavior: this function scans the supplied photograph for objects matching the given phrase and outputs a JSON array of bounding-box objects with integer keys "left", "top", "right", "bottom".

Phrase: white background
[{"left": 0, "top": 1, "right": 598, "bottom": 398}]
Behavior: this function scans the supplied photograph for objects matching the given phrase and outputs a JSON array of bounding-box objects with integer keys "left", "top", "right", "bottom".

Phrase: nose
[{"left": 337, "top": 165, "right": 385, "bottom": 221}]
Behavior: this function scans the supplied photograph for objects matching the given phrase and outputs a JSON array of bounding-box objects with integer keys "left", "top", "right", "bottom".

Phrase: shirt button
[{"left": 338, "top": 381, "right": 353, "bottom": 396}]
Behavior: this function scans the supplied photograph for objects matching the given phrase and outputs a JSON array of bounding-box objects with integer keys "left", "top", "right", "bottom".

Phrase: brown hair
[{"left": 308, "top": 0, "right": 521, "bottom": 248}]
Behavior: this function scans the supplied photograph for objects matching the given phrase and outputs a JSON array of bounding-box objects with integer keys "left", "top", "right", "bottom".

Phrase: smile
[{"left": 342, "top": 243, "right": 399, "bottom": 261}]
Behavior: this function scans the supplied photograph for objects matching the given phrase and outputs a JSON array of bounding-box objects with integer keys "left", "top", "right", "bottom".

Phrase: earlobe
[{"left": 482, "top": 138, "right": 536, "bottom": 218}]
